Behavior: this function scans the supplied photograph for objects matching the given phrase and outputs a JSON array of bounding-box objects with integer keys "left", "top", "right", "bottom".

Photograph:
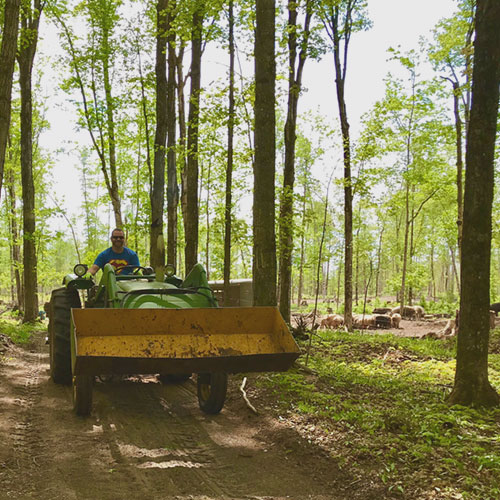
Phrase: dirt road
[{"left": 0, "top": 332, "right": 353, "bottom": 500}]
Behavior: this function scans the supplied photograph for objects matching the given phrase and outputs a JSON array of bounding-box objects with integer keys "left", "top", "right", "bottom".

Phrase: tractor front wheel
[
  {"left": 197, "top": 373, "right": 227, "bottom": 414},
  {"left": 73, "top": 375, "right": 93, "bottom": 416},
  {"left": 48, "top": 287, "right": 81, "bottom": 385}
]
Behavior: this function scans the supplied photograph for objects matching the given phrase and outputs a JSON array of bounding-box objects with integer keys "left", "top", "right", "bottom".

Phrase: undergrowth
[
  {"left": 0, "top": 316, "right": 46, "bottom": 344},
  {"left": 258, "top": 329, "right": 500, "bottom": 499}
]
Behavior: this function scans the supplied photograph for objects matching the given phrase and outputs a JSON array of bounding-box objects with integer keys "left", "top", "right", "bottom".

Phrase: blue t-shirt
[{"left": 93, "top": 247, "right": 140, "bottom": 275}]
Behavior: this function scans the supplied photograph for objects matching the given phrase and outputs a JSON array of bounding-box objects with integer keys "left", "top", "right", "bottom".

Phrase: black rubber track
[{"left": 49, "top": 287, "right": 81, "bottom": 385}]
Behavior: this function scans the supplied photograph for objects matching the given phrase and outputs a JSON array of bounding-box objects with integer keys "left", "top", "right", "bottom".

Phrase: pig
[
  {"left": 320, "top": 314, "right": 344, "bottom": 329},
  {"left": 374, "top": 314, "right": 392, "bottom": 329},
  {"left": 490, "top": 302, "right": 500, "bottom": 316},
  {"left": 372, "top": 307, "right": 392, "bottom": 314},
  {"left": 413, "top": 305, "right": 425, "bottom": 319},
  {"left": 352, "top": 314, "right": 376, "bottom": 329},
  {"left": 391, "top": 313, "right": 402, "bottom": 328},
  {"left": 391, "top": 305, "right": 417, "bottom": 320}
]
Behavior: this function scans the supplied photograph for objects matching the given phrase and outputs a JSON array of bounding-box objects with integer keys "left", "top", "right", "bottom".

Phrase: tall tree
[
  {"left": 223, "top": 0, "right": 235, "bottom": 305},
  {"left": 54, "top": 0, "right": 123, "bottom": 228},
  {"left": 183, "top": 2, "right": 204, "bottom": 273},
  {"left": 5, "top": 140, "right": 23, "bottom": 311},
  {"left": 0, "top": 0, "right": 21, "bottom": 200},
  {"left": 278, "top": 0, "right": 313, "bottom": 323},
  {"left": 448, "top": 0, "right": 500, "bottom": 407},
  {"left": 166, "top": 0, "right": 178, "bottom": 267},
  {"left": 150, "top": 0, "right": 168, "bottom": 272},
  {"left": 320, "top": 0, "right": 370, "bottom": 330},
  {"left": 253, "top": 0, "right": 277, "bottom": 306},
  {"left": 18, "top": 0, "right": 43, "bottom": 322},
  {"left": 428, "top": 0, "right": 475, "bottom": 263}
]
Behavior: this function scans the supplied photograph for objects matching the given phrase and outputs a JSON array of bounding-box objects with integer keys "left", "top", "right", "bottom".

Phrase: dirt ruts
[{"left": 0, "top": 331, "right": 352, "bottom": 500}]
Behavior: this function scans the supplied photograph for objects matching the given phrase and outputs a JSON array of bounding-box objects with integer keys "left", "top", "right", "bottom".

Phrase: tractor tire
[
  {"left": 197, "top": 372, "right": 228, "bottom": 415},
  {"left": 48, "top": 287, "right": 81, "bottom": 385},
  {"left": 158, "top": 373, "right": 191, "bottom": 384},
  {"left": 72, "top": 374, "right": 93, "bottom": 416}
]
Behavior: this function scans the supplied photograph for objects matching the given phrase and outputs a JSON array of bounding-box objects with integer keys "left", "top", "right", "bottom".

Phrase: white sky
[{"left": 39, "top": 0, "right": 458, "bottom": 231}]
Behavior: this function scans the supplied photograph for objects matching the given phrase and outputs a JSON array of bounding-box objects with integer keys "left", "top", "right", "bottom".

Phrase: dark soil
[{"left": 0, "top": 331, "right": 351, "bottom": 500}]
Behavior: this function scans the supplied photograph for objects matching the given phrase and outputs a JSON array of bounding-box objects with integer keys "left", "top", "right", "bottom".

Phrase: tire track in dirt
[
  {"left": 1, "top": 332, "right": 344, "bottom": 500},
  {"left": 2, "top": 339, "right": 47, "bottom": 498},
  {"left": 92, "top": 378, "right": 238, "bottom": 498}
]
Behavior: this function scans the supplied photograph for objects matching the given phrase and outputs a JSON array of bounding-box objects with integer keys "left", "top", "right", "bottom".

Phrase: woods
[{"left": 0, "top": 0, "right": 499, "bottom": 403}]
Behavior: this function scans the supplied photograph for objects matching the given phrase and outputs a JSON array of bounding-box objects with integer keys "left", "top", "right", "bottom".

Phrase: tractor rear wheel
[
  {"left": 48, "top": 287, "right": 81, "bottom": 385},
  {"left": 72, "top": 375, "right": 93, "bottom": 416},
  {"left": 197, "top": 372, "right": 228, "bottom": 414}
]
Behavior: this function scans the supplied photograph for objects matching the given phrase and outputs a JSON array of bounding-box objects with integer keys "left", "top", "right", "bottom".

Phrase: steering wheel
[{"left": 117, "top": 265, "right": 149, "bottom": 275}]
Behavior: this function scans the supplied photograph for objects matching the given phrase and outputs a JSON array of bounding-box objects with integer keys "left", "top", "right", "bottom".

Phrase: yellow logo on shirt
[{"left": 109, "top": 259, "right": 129, "bottom": 274}]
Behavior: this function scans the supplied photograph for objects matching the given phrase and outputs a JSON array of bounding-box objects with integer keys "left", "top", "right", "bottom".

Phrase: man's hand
[{"left": 82, "top": 273, "right": 94, "bottom": 281}]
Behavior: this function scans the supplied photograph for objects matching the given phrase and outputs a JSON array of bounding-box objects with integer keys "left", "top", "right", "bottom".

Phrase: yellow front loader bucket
[{"left": 71, "top": 307, "right": 300, "bottom": 376}]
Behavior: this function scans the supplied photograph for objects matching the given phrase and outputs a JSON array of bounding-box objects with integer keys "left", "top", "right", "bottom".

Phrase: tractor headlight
[
  {"left": 165, "top": 263, "right": 176, "bottom": 277},
  {"left": 74, "top": 264, "right": 88, "bottom": 277}
]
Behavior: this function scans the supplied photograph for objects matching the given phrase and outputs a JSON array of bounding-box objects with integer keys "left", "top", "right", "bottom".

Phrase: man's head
[{"left": 110, "top": 228, "right": 125, "bottom": 252}]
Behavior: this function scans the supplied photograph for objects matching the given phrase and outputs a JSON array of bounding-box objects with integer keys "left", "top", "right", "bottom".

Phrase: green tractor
[{"left": 48, "top": 263, "right": 299, "bottom": 416}]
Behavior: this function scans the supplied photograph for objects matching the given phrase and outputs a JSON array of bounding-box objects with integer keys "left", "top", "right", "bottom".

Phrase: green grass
[
  {"left": 0, "top": 315, "right": 46, "bottom": 344},
  {"left": 258, "top": 329, "right": 500, "bottom": 499}
]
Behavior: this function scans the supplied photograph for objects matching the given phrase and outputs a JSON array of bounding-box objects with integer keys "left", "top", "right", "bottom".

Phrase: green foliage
[
  {"left": 3, "top": 0, "right": 498, "bottom": 317},
  {"left": 0, "top": 316, "right": 46, "bottom": 344},
  {"left": 258, "top": 331, "right": 500, "bottom": 498},
  {"left": 354, "top": 47, "right": 458, "bottom": 303}
]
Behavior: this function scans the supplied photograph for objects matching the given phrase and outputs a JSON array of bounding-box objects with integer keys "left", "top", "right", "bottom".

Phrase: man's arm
[
  {"left": 88, "top": 264, "right": 100, "bottom": 276},
  {"left": 89, "top": 249, "right": 107, "bottom": 276}
]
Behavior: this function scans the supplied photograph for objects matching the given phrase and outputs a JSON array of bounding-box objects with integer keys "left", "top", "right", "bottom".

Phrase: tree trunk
[
  {"left": 400, "top": 184, "right": 410, "bottom": 312},
  {"left": 166, "top": 4, "right": 178, "bottom": 267},
  {"left": 354, "top": 225, "right": 360, "bottom": 305},
  {"left": 278, "top": 0, "right": 312, "bottom": 323},
  {"left": 407, "top": 214, "right": 414, "bottom": 305},
  {"left": 176, "top": 44, "right": 187, "bottom": 274},
  {"left": 150, "top": 0, "right": 168, "bottom": 271},
  {"left": 102, "top": 30, "right": 122, "bottom": 228},
  {"left": 184, "top": 7, "right": 204, "bottom": 274},
  {"left": 448, "top": 0, "right": 500, "bottom": 407},
  {"left": 204, "top": 159, "right": 212, "bottom": 278},
  {"left": 324, "top": 250, "right": 330, "bottom": 297},
  {"left": 6, "top": 154, "right": 22, "bottom": 311},
  {"left": 449, "top": 243, "right": 460, "bottom": 293},
  {"left": 0, "top": 0, "right": 20, "bottom": 200},
  {"left": 375, "top": 224, "right": 384, "bottom": 297},
  {"left": 452, "top": 80, "right": 464, "bottom": 264},
  {"left": 18, "top": 0, "right": 42, "bottom": 323},
  {"left": 296, "top": 183, "right": 307, "bottom": 307},
  {"left": 253, "top": 0, "right": 277, "bottom": 306},
  {"left": 328, "top": 5, "right": 353, "bottom": 330},
  {"left": 223, "top": 0, "right": 235, "bottom": 305},
  {"left": 336, "top": 261, "right": 342, "bottom": 312},
  {"left": 430, "top": 243, "right": 436, "bottom": 301}
]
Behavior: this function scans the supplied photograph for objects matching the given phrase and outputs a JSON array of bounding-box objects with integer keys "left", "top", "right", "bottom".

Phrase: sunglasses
[{"left": 112, "top": 236, "right": 124, "bottom": 240}]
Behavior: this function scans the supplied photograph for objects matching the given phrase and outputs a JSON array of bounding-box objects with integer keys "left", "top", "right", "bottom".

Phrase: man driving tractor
[{"left": 88, "top": 228, "right": 140, "bottom": 276}]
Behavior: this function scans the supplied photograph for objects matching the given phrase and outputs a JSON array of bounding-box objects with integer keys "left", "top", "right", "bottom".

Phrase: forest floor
[
  {"left": 0, "top": 329, "right": 346, "bottom": 500},
  {"left": 0, "top": 318, "right": 499, "bottom": 499},
  {"left": 373, "top": 317, "right": 453, "bottom": 338}
]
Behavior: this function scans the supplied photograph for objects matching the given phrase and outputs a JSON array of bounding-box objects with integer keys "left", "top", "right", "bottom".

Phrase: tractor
[{"left": 47, "top": 263, "right": 299, "bottom": 416}]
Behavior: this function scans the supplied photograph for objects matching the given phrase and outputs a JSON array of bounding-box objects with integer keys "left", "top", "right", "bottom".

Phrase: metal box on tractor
[{"left": 47, "top": 263, "right": 300, "bottom": 416}]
